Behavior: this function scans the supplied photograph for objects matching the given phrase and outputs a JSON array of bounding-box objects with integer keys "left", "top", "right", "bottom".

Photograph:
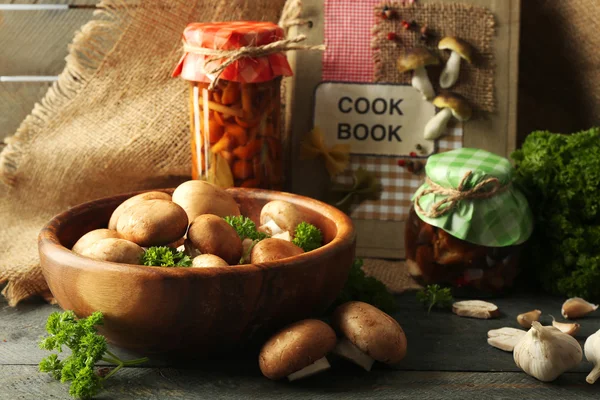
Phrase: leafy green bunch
[
  {"left": 512, "top": 128, "right": 600, "bottom": 300},
  {"left": 224, "top": 215, "right": 269, "bottom": 241},
  {"left": 292, "top": 222, "right": 323, "bottom": 252},
  {"left": 332, "top": 258, "right": 397, "bottom": 313},
  {"left": 140, "top": 246, "right": 191, "bottom": 267},
  {"left": 416, "top": 284, "right": 454, "bottom": 314},
  {"left": 39, "top": 311, "right": 148, "bottom": 399}
]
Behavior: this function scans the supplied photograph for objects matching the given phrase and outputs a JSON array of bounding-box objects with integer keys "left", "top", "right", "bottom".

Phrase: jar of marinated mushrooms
[
  {"left": 405, "top": 148, "right": 533, "bottom": 294},
  {"left": 172, "top": 22, "right": 292, "bottom": 189}
]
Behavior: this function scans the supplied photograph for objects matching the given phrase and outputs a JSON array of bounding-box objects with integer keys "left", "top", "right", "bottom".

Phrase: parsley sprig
[
  {"left": 292, "top": 222, "right": 323, "bottom": 252},
  {"left": 223, "top": 215, "right": 269, "bottom": 241},
  {"left": 140, "top": 246, "right": 191, "bottom": 267},
  {"left": 39, "top": 311, "right": 148, "bottom": 399},
  {"left": 416, "top": 284, "right": 454, "bottom": 314}
]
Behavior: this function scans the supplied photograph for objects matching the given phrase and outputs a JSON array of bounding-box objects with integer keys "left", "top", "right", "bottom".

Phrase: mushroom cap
[
  {"left": 187, "top": 214, "right": 242, "bottom": 265},
  {"left": 250, "top": 238, "right": 304, "bottom": 264},
  {"left": 432, "top": 93, "right": 472, "bottom": 121},
  {"left": 191, "top": 254, "right": 229, "bottom": 268},
  {"left": 332, "top": 301, "right": 407, "bottom": 365},
  {"left": 259, "top": 319, "right": 337, "bottom": 380},
  {"left": 438, "top": 36, "right": 473, "bottom": 63},
  {"left": 397, "top": 48, "right": 439, "bottom": 73}
]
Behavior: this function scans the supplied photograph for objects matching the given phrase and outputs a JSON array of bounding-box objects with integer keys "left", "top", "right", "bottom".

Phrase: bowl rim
[{"left": 38, "top": 187, "right": 356, "bottom": 278}]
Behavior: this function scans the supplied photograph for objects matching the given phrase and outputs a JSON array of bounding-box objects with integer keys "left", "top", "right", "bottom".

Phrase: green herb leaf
[
  {"left": 330, "top": 258, "right": 397, "bottom": 313},
  {"left": 140, "top": 246, "right": 191, "bottom": 267},
  {"left": 292, "top": 222, "right": 323, "bottom": 252},
  {"left": 416, "top": 284, "right": 454, "bottom": 314},
  {"left": 512, "top": 128, "right": 600, "bottom": 300},
  {"left": 38, "top": 311, "right": 148, "bottom": 399},
  {"left": 223, "top": 216, "right": 269, "bottom": 241}
]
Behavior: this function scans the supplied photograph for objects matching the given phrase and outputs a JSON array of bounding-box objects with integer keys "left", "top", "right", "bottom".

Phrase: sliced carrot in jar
[
  {"left": 235, "top": 115, "right": 261, "bottom": 128},
  {"left": 228, "top": 129, "right": 248, "bottom": 147},
  {"left": 232, "top": 160, "right": 253, "bottom": 180},
  {"left": 265, "top": 136, "right": 281, "bottom": 160},
  {"left": 224, "top": 122, "right": 246, "bottom": 136},
  {"left": 221, "top": 81, "right": 241, "bottom": 105},
  {"left": 211, "top": 133, "right": 235, "bottom": 153},
  {"left": 220, "top": 150, "right": 235, "bottom": 166},
  {"left": 212, "top": 91, "right": 222, "bottom": 104},
  {"left": 232, "top": 139, "right": 262, "bottom": 160},
  {"left": 241, "top": 83, "right": 255, "bottom": 118},
  {"left": 213, "top": 111, "right": 229, "bottom": 126},
  {"left": 208, "top": 119, "right": 224, "bottom": 144}
]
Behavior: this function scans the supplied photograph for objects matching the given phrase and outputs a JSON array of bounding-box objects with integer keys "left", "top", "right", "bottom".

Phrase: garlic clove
[
  {"left": 550, "top": 315, "right": 580, "bottom": 336},
  {"left": 517, "top": 309, "right": 541, "bottom": 329},
  {"left": 561, "top": 297, "right": 598, "bottom": 319},
  {"left": 585, "top": 329, "right": 600, "bottom": 384},
  {"left": 513, "top": 321, "right": 582, "bottom": 382},
  {"left": 452, "top": 300, "right": 499, "bottom": 319},
  {"left": 487, "top": 327, "right": 526, "bottom": 352}
]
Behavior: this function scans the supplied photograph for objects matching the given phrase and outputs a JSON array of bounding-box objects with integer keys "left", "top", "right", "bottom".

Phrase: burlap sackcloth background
[
  {"left": 2, "top": 0, "right": 600, "bottom": 306},
  {"left": 374, "top": 2, "right": 495, "bottom": 112}
]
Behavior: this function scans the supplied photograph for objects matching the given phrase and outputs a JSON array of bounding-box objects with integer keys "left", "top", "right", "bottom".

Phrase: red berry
[
  {"left": 387, "top": 32, "right": 396, "bottom": 41},
  {"left": 410, "top": 151, "right": 417, "bottom": 157},
  {"left": 397, "top": 159, "right": 406, "bottom": 167},
  {"left": 401, "top": 20, "right": 410, "bottom": 30}
]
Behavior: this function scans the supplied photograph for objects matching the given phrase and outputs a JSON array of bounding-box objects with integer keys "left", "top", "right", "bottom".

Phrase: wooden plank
[
  {"left": 0, "top": 8, "right": 95, "bottom": 75},
  {"left": 0, "top": 81, "right": 52, "bottom": 142},
  {"left": 1, "top": 366, "right": 598, "bottom": 399},
  {"left": 3, "top": 291, "right": 599, "bottom": 375},
  {"left": 0, "top": 1, "right": 98, "bottom": 5}
]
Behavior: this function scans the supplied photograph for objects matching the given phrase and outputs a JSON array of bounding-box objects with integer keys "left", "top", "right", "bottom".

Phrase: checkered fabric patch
[{"left": 333, "top": 126, "right": 463, "bottom": 222}]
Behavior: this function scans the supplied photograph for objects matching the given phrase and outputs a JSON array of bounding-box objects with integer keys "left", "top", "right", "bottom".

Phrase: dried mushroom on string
[{"left": 438, "top": 37, "right": 473, "bottom": 89}]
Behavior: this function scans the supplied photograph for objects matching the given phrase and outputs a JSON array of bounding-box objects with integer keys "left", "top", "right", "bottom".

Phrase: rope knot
[{"left": 414, "top": 170, "right": 510, "bottom": 218}]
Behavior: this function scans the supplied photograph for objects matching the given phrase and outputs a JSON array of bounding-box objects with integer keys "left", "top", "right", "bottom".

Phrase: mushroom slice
[
  {"left": 397, "top": 48, "right": 440, "bottom": 100},
  {"left": 259, "top": 319, "right": 337, "bottom": 381},
  {"left": 438, "top": 37, "right": 473, "bottom": 89},
  {"left": 424, "top": 93, "right": 472, "bottom": 140},
  {"left": 332, "top": 301, "right": 407, "bottom": 371},
  {"left": 452, "top": 300, "right": 499, "bottom": 319}
]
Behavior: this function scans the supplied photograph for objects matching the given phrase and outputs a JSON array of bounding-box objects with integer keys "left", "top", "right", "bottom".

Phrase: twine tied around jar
[
  {"left": 414, "top": 170, "right": 511, "bottom": 218},
  {"left": 182, "top": 34, "right": 325, "bottom": 89}
]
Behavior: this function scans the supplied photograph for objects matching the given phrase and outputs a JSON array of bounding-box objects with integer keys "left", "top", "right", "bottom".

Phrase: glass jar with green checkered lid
[{"left": 405, "top": 148, "right": 533, "bottom": 294}]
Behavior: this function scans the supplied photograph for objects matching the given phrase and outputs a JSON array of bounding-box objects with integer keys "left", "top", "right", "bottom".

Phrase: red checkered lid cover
[{"left": 172, "top": 21, "right": 293, "bottom": 83}]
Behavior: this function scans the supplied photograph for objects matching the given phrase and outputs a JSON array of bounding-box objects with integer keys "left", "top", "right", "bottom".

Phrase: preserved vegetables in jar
[
  {"left": 405, "top": 148, "right": 533, "bottom": 294},
  {"left": 173, "top": 21, "right": 292, "bottom": 189}
]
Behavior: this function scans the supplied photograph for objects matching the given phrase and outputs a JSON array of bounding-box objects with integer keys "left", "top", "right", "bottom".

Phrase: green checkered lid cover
[{"left": 413, "top": 148, "right": 533, "bottom": 247}]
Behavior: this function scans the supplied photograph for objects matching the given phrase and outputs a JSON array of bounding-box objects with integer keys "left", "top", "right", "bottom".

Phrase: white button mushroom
[
  {"left": 396, "top": 48, "right": 440, "bottom": 100},
  {"left": 438, "top": 37, "right": 473, "bottom": 89},
  {"left": 259, "top": 200, "right": 308, "bottom": 236},
  {"left": 259, "top": 319, "right": 337, "bottom": 381},
  {"left": 191, "top": 254, "right": 229, "bottom": 268},
  {"left": 79, "top": 238, "right": 145, "bottom": 265},
  {"left": 331, "top": 301, "right": 407, "bottom": 371},
  {"left": 423, "top": 93, "right": 472, "bottom": 140},
  {"left": 108, "top": 191, "right": 172, "bottom": 230}
]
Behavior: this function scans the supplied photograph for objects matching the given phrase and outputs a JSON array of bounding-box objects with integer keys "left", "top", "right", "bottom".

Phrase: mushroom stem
[
  {"left": 259, "top": 219, "right": 284, "bottom": 236},
  {"left": 440, "top": 51, "right": 461, "bottom": 89},
  {"left": 424, "top": 108, "right": 453, "bottom": 140},
  {"left": 332, "top": 338, "right": 375, "bottom": 371},
  {"left": 287, "top": 357, "right": 331, "bottom": 381},
  {"left": 412, "top": 66, "right": 435, "bottom": 100},
  {"left": 587, "top": 366, "right": 600, "bottom": 384}
]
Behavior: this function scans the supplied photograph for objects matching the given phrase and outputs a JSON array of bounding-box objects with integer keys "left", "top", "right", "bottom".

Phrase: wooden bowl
[{"left": 39, "top": 188, "right": 356, "bottom": 355}]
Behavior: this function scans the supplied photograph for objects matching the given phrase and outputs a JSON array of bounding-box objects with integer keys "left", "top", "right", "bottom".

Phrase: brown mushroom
[
  {"left": 108, "top": 191, "right": 171, "bottom": 230},
  {"left": 259, "top": 319, "right": 337, "bottom": 381},
  {"left": 191, "top": 254, "right": 229, "bottom": 268},
  {"left": 424, "top": 93, "right": 472, "bottom": 140},
  {"left": 250, "top": 238, "right": 304, "bottom": 264},
  {"left": 172, "top": 180, "right": 240, "bottom": 222},
  {"left": 79, "top": 238, "right": 144, "bottom": 264},
  {"left": 438, "top": 37, "right": 473, "bottom": 89},
  {"left": 72, "top": 229, "right": 122, "bottom": 255},
  {"left": 397, "top": 48, "right": 440, "bottom": 100},
  {"left": 331, "top": 301, "right": 407, "bottom": 371},
  {"left": 187, "top": 214, "right": 242, "bottom": 265},
  {"left": 116, "top": 199, "right": 188, "bottom": 247}
]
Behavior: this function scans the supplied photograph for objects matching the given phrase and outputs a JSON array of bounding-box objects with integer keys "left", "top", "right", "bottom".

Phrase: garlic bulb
[
  {"left": 585, "top": 329, "right": 600, "bottom": 384},
  {"left": 513, "top": 321, "right": 582, "bottom": 382}
]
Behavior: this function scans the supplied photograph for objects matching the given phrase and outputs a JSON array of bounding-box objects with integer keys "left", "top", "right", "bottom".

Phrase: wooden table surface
[{"left": 2, "top": 290, "right": 600, "bottom": 399}]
